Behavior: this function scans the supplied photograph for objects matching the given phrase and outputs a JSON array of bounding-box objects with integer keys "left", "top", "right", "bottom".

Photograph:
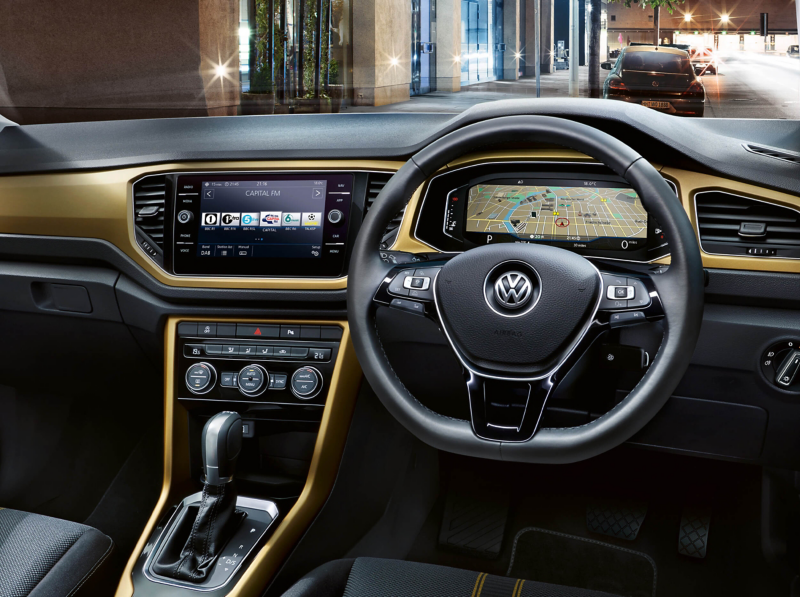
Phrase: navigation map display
[{"left": 465, "top": 182, "right": 648, "bottom": 246}]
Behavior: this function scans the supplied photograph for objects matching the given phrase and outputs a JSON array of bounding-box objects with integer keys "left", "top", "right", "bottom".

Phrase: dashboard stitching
[{"left": 372, "top": 318, "right": 465, "bottom": 424}]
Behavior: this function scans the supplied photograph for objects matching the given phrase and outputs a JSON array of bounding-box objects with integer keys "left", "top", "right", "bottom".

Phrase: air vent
[
  {"left": 133, "top": 175, "right": 167, "bottom": 249},
  {"left": 695, "top": 190, "right": 800, "bottom": 259},
  {"left": 743, "top": 144, "right": 800, "bottom": 165},
  {"left": 364, "top": 172, "right": 405, "bottom": 250}
]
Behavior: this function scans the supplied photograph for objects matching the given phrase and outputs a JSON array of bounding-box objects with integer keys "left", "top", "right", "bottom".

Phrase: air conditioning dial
[
  {"left": 186, "top": 362, "right": 217, "bottom": 395},
  {"left": 291, "top": 367, "right": 322, "bottom": 399},
  {"left": 238, "top": 364, "right": 268, "bottom": 397}
]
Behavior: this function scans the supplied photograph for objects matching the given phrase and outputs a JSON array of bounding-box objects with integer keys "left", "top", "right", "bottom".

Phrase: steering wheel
[{"left": 347, "top": 115, "right": 704, "bottom": 463}]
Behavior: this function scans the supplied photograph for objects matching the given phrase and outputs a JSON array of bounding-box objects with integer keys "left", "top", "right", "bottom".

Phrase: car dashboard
[{"left": 1, "top": 102, "right": 800, "bottom": 597}]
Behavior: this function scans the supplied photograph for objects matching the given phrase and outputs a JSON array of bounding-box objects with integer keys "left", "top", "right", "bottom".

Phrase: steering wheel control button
[
  {"left": 600, "top": 274, "right": 631, "bottom": 310},
  {"left": 177, "top": 210, "right": 194, "bottom": 224},
  {"left": 403, "top": 276, "right": 431, "bottom": 290},
  {"left": 608, "top": 311, "right": 646, "bottom": 328},
  {"left": 220, "top": 372, "right": 238, "bottom": 387},
  {"left": 776, "top": 350, "right": 800, "bottom": 387},
  {"left": 291, "top": 367, "right": 322, "bottom": 399},
  {"left": 608, "top": 286, "right": 634, "bottom": 300},
  {"left": 185, "top": 362, "right": 216, "bottom": 395},
  {"left": 388, "top": 271, "right": 412, "bottom": 297},
  {"left": 626, "top": 278, "right": 651, "bottom": 308},
  {"left": 390, "top": 297, "right": 426, "bottom": 316},
  {"left": 327, "top": 209, "right": 344, "bottom": 224},
  {"left": 238, "top": 364, "right": 268, "bottom": 396},
  {"left": 269, "top": 373, "right": 288, "bottom": 390}
]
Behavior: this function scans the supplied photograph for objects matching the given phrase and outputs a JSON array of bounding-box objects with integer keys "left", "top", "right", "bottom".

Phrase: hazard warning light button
[{"left": 236, "top": 324, "right": 279, "bottom": 338}]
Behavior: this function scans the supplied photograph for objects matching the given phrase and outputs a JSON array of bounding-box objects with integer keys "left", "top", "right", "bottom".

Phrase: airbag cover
[{"left": 434, "top": 243, "right": 601, "bottom": 377}]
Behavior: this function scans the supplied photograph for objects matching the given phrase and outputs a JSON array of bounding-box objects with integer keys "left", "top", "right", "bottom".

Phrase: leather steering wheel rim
[{"left": 347, "top": 115, "right": 705, "bottom": 463}]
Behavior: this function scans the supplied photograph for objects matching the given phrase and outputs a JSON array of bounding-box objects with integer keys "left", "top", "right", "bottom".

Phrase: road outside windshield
[{"left": 0, "top": 0, "right": 797, "bottom": 123}]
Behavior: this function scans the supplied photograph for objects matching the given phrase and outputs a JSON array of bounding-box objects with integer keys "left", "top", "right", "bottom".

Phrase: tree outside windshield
[{"left": 0, "top": 0, "right": 797, "bottom": 123}]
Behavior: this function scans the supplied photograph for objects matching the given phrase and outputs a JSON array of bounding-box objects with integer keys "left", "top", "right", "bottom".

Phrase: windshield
[
  {"left": 622, "top": 52, "right": 693, "bottom": 74},
  {"left": 0, "top": 0, "right": 797, "bottom": 122}
]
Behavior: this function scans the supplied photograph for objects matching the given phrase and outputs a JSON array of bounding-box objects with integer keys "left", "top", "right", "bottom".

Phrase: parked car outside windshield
[{"left": 603, "top": 47, "right": 705, "bottom": 117}]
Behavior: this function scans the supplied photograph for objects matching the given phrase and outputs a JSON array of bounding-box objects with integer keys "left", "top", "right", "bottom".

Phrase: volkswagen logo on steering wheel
[{"left": 494, "top": 271, "right": 532, "bottom": 309}]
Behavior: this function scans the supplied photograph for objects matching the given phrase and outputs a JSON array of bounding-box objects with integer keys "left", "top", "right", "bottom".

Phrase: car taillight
[
  {"left": 608, "top": 78, "right": 626, "bottom": 90},
  {"left": 684, "top": 80, "right": 704, "bottom": 96}
]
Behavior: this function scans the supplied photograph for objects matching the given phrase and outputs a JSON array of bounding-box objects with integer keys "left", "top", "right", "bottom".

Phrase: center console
[{"left": 126, "top": 318, "right": 356, "bottom": 597}]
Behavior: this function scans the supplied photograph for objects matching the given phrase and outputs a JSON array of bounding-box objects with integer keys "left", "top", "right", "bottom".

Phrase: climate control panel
[{"left": 176, "top": 321, "right": 342, "bottom": 406}]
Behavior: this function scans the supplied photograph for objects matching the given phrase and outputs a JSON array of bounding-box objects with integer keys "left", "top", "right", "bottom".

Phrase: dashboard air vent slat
[
  {"left": 744, "top": 144, "right": 800, "bottom": 165},
  {"left": 364, "top": 172, "right": 405, "bottom": 250},
  {"left": 695, "top": 190, "right": 800, "bottom": 258},
  {"left": 133, "top": 176, "right": 167, "bottom": 249}
]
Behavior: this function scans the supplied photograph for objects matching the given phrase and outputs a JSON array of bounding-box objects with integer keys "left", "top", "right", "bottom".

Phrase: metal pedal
[
  {"left": 678, "top": 508, "right": 711, "bottom": 559},
  {"left": 438, "top": 470, "right": 510, "bottom": 559},
  {"left": 586, "top": 500, "right": 648, "bottom": 541}
]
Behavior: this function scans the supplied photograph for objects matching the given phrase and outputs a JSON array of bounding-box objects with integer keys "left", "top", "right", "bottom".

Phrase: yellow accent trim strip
[
  {"left": 114, "top": 317, "right": 362, "bottom": 597},
  {"left": 475, "top": 572, "right": 488, "bottom": 597},
  {"left": 516, "top": 579, "right": 526, "bottom": 597},
  {"left": 512, "top": 578, "right": 521, "bottom": 597},
  {"left": 471, "top": 572, "right": 487, "bottom": 597}
]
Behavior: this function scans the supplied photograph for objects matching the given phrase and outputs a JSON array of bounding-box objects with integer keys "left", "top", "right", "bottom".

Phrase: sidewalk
[{"left": 346, "top": 66, "right": 610, "bottom": 113}]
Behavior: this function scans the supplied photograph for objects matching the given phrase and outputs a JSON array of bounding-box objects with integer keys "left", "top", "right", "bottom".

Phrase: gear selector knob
[{"left": 201, "top": 411, "right": 242, "bottom": 485}]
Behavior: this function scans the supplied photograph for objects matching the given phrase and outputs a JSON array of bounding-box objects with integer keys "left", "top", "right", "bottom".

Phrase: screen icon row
[{"left": 201, "top": 212, "right": 322, "bottom": 228}]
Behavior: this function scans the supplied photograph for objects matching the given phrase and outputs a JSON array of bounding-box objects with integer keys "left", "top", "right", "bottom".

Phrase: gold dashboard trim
[
  {"left": 1, "top": 154, "right": 798, "bottom": 283},
  {"left": 114, "top": 317, "right": 362, "bottom": 597},
  {"left": 0, "top": 161, "right": 402, "bottom": 290}
]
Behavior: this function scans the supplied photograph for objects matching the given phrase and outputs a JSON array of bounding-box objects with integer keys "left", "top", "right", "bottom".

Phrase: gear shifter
[{"left": 152, "top": 411, "right": 246, "bottom": 583}]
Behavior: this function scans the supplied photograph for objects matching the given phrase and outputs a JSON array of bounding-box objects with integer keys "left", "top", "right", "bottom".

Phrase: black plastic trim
[{"left": 1, "top": 101, "right": 800, "bottom": 197}]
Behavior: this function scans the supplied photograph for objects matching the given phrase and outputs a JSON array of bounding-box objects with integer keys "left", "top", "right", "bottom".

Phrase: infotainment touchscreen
[
  {"left": 196, "top": 179, "right": 327, "bottom": 259},
  {"left": 463, "top": 180, "right": 647, "bottom": 250},
  {"left": 171, "top": 173, "right": 353, "bottom": 277}
]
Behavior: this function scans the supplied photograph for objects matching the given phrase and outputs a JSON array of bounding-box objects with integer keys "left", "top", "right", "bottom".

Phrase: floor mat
[{"left": 507, "top": 527, "right": 656, "bottom": 597}]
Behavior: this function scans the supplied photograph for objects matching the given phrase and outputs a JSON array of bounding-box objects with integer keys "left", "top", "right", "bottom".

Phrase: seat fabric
[
  {"left": 0, "top": 508, "right": 114, "bottom": 597},
  {"left": 283, "top": 557, "right": 623, "bottom": 597}
]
